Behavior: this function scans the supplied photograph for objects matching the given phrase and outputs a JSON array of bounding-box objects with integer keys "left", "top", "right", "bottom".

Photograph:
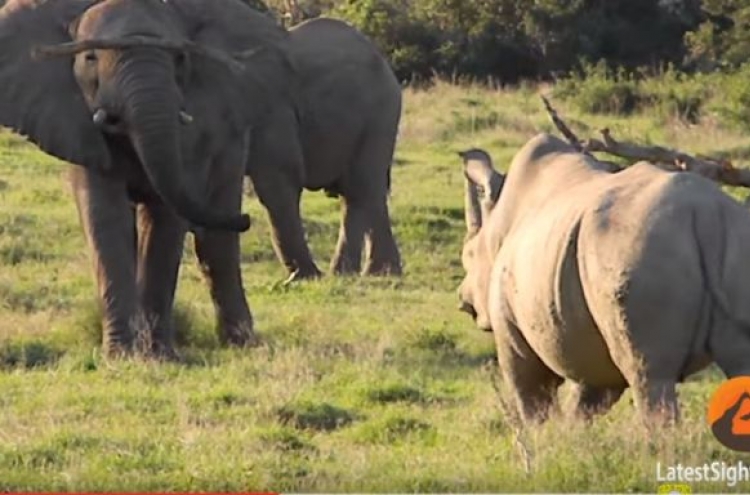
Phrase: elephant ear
[
  {"left": 171, "top": 0, "right": 296, "bottom": 127},
  {"left": 0, "top": 0, "right": 111, "bottom": 170}
]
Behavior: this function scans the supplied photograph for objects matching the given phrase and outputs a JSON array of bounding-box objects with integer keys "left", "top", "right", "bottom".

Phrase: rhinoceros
[{"left": 457, "top": 133, "right": 750, "bottom": 423}]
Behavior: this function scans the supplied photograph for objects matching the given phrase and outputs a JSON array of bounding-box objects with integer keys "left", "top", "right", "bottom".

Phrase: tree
[{"left": 685, "top": 0, "right": 750, "bottom": 69}]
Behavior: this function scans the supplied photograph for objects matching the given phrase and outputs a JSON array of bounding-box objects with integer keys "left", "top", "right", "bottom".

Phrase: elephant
[
  {"left": 243, "top": 17, "right": 403, "bottom": 283},
  {"left": 457, "top": 134, "right": 750, "bottom": 424},
  {"left": 0, "top": 0, "right": 296, "bottom": 357}
]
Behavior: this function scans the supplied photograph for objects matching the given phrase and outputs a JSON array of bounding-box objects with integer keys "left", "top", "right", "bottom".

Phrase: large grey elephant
[
  {"left": 457, "top": 134, "right": 750, "bottom": 424},
  {"left": 0, "top": 0, "right": 294, "bottom": 357},
  {"left": 244, "top": 17, "right": 403, "bottom": 282}
]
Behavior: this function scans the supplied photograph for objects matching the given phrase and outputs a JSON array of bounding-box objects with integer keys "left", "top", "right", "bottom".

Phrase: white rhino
[{"left": 457, "top": 133, "right": 750, "bottom": 423}]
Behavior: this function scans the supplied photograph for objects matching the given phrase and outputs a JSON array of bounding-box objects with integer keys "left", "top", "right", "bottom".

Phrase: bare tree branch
[
  {"left": 540, "top": 96, "right": 750, "bottom": 189},
  {"left": 584, "top": 128, "right": 750, "bottom": 187},
  {"left": 540, "top": 95, "right": 587, "bottom": 154},
  {"left": 541, "top": 95, "right": 623, "bottom": 172}
]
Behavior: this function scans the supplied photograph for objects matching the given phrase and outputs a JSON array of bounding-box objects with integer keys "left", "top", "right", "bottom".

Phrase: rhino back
[
  {"left": 495, "top": 173, "right": 630, "bottom": 386},
  {"left": 493, "top": 162, "right": 728, "bottom": 386},
  {"left": 577, "top": 166, "right": 732, "bottom": 380}
]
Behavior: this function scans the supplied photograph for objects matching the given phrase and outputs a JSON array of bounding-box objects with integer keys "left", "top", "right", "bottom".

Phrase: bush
[
  {"left": 555, "top": 62, "right": 714, "bottom": 123},
  {"left": 705, "top": 63, "right": 750, "bottom": 130},
  {"left": 641, "top": 66, "right": 712, "bottom": 123},
  {"left": 554, "top": 61, "right": 644, "bottom": 115},
  {"left": 257, "top": 0, "right": 741, "bottom": 87}
]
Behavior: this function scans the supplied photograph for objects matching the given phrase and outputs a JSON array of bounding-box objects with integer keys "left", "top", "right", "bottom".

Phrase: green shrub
[
  {"left": 705, "top": 64, "right": 750, "bottom": 131},
  {"left": 641, "top": 66, "right": 712, "bottom": 123},
  {"left": 554, "top": 61, "right": 644, "bottom": 115},
  {"left": 555, "top": 62, "right": 716, "bottom": 123}
]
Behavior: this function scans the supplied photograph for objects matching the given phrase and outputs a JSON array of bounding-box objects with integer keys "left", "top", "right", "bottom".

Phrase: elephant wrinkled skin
[
  {"left": 0, "top": 0, "right": 294, "bottom": 356},
  {"left": 458, "top": 134, "right": 750, "bottom": 424},
  {"left": 245, "top": 17, "right": 403, "bottom": 282}
]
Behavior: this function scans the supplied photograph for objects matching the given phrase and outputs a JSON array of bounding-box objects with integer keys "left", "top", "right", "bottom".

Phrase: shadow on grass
[
  {"left": 352, "top": 413, "right": 435, "bottom": 445},
  {"left": 365, "top": 383, "right": 427, "bottom": 405},
  {"left": 405, "top": 325, "right": 497, "bottom": 369},
  {"left": 276, "top": 401, "right": 359, "bottom": 432},
  {"left": 0, "top": 340, "right": 64, "bottom": 370},
  {"left": 64, "top": 299, "right": 224, "bottom": 364},
  {"left": 259, "top": 426, "right": 319, "bottom": 453}
]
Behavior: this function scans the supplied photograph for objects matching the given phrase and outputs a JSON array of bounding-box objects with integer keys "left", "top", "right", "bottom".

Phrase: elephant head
[
  {"left": 0, "top": 0, "right": 294, "bottom": 232},
  {"left": 456, "top": 148, "right": 505, "bottom": 331}
]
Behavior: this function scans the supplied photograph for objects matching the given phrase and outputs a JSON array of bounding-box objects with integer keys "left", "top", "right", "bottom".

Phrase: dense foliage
[{"left": 259, "top": 0, "right": 750, "bottom": 83}]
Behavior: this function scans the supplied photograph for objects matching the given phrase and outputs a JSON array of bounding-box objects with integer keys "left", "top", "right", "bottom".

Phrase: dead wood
[{"left": 541, "top": 95, "right": 750, "bottom": 188}]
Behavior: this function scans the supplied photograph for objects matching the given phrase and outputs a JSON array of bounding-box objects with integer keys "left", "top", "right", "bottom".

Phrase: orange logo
[{"left": 708, "top": 376, "right": 750, "bottom": 452}]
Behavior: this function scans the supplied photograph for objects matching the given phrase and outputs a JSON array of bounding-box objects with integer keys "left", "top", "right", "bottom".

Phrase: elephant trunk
[{"left": 117, "top": 51, "right": 249, "bottom": 232}]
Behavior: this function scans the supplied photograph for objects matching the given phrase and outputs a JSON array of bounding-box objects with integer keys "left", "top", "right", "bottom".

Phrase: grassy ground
[{"left": 1, "top": 81, "right": 750, "bottom": 492}]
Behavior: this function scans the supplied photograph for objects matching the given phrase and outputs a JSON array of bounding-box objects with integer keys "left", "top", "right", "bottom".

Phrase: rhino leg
[
  {"left": 567, "top": 383, "right": 625, "bottom": 420},
  {"left": 632, "top": 378, "right": 679, "bottom": 426},
  {"left": 493, "top": 318, "right": 564, "bottom": 424},
  {"left": 709, "top": 318, "right": 750, "bottom": 379}
]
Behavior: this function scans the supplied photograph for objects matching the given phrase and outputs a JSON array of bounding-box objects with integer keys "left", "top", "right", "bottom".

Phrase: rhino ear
[
  {"left": 460, "top": 149, "right": 504, "bottom": 232},
  {"left": 0, "top": 0, "right": 111, "bottom": 170},
  {"left": 465, "top": 158, "right": 503, "bottom": 206}
]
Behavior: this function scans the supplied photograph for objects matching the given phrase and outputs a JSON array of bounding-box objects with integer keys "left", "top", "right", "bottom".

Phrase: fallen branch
[
  {"left": 540, "top": 95, "right": 750, "bottom": 188},
  {"left": 585, "top": 128, "right": 750, "bottom": 187},
  {"left": 541, "top": 95, "right": 623, "bottom": 172},
  {"left": 540, "top": 95, "right": 588, "bottom": 155}
]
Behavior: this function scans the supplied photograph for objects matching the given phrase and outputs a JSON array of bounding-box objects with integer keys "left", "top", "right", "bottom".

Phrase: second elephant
[{"left": 245, "top": 17, "right": 403, "bottom": 282}]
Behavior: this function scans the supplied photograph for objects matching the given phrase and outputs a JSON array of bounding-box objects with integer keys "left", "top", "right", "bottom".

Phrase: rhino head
[{"left": 456, "top": 148, "right": 505, "bottom": 332}]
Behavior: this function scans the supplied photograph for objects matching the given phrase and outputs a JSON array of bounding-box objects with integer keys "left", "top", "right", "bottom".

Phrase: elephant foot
[
  {"left": 102, "top": 330, "right": 135, "bottom": 359},
  {"left": 221, "top": 321, "right": 261, "bottom": 348},
  {"left": 283, "top": 267, "right": 323, "bottom": 285},
  {"left": 363, "top": 260, "right": 403, "bottom": 277},
  {"left": 147, "top": 341, "right": 181, "bottom": 362},
  {"left": 102, "top": 341, "right": 135, "bottom": 360},
  {"left": 330, "top": 258, "right": 361, "bottom": 276}
]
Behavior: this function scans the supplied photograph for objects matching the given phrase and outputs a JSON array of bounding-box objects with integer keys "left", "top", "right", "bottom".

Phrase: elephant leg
[
  {"left": 253, "top": 178, "right": 321, "bottom": 283},
  {"left": 248, "top": 110, "right": 321, "bottom": 282},
  {"left": 363, "top": 199, "right": 402, "bottom": 276},
  {"left": 493, "top": 317, "right": 564, "bottom": 424},
  {"left": 341, "top": 127, "right": 402, "bottom": 277},
  {"left": 194, "top": 227, "right": 258, "bottom": 347},
  {"left": 69, "top": 167, "right": 137, "bottom": 357},
  {"left": 136, "top": 202, "right": 187, "bottom": 358},
  {"left": 566, "top": 382, "right": 625, "bottom": 420},
  {"left": 195, "top": 147, "right": 258, "bottom": 347},
  {"left": 330, "top": 198, "right": 367, "bottom": 275}
]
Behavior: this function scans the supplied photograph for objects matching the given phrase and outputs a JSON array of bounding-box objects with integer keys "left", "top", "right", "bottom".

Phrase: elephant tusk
[
  {"left": 179, "top": 111, "right": 194, "bottom": 125},
  {"left": 92, "top": 109, "right": 108, "bottom": 126}
]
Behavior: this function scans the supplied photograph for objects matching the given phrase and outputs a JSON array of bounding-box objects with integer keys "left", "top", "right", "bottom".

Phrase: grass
[{"left": 1, "top": 79, "right": 750, "bottom": 492}]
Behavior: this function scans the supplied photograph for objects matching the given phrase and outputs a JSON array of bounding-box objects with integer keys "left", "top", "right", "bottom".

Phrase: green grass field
[{"left": 1, "top": 81, "right": 750, "bottom": 492}]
